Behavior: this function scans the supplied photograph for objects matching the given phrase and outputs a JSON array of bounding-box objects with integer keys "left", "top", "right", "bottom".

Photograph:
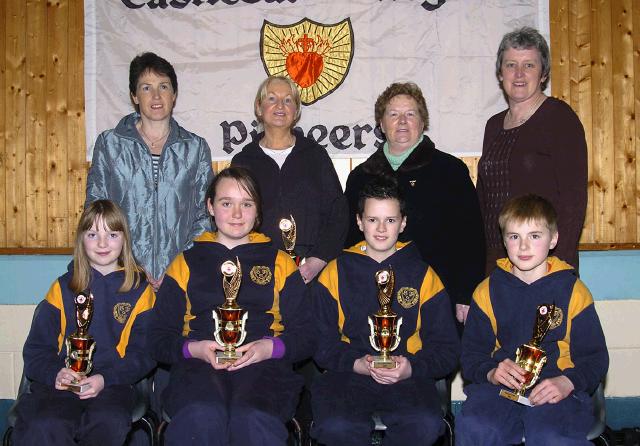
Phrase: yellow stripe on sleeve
[
  {"left": 165, "top": 253, "right": 190, "bottom": 292},
  {"left": 472, "top": 277, "right": 502, "bottom": 355},
  {"left": 116, "top": 285, "right": 156, "bottom": 358},
  {"left": 268, "top": 251, "right": 296, "bottom": 334},
  {"left": 406, "top": 267, "right": 445, "bottom": 354},
  {"left": 318, "top": 260, "right": 350, "bottom": 343},
  {"left": 557, "top": 279, "right": 594, "bottom": 370},
  {"left": 44, "top": 280, "right": 65, "bottom": 353},
  {"left": 163, "top": 254, "right": 194, "bottom": 336}
]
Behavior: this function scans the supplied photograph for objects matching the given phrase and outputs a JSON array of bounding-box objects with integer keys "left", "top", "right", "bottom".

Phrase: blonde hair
[
  {"left": 254, "top": 75, "right": 302, "bottom": 127},
  {"left": 498, "top": 194, "right": 558, "bottom": 235},
  {"left": 70, "top": 200, "right": 141, "bottom": 293}
]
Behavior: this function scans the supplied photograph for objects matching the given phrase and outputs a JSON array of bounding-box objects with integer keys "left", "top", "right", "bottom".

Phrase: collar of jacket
[
  {"left": 362, "top": 134, "right": 436, "bottom": 175},
  {"left": 194, "top": 231, "right": 272, "bottom": 244},
  {"left": 496, "top": 256, "right": 575, "bottom": 280},
  {"left": 114, "top": 112, "right": 193, "bottom": 147},
  {"left": 242, "top": 131, "right": 306, "bottom": 158}
]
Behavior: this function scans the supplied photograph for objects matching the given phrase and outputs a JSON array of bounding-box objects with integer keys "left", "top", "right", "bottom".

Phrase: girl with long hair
[{"left": 12, "top": 199, "right": 156, "bottom": 446}]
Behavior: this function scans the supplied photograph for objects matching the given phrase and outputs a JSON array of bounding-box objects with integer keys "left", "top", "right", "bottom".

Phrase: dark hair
[
  {"left": 374, "top": 82, "right": 429, "bottom": 130},
  {"left": 496, "top": 27, "right": 550, "bottom": 91},
  {"left": 205, "top": 166, "right": 263, "bottom": 231},
  {"left": 499, "top": 194, "right": 558, "bottom": 235},
  {"left": 129, "top": 52, "right": 178, "bottom": 108},
  {"left": 357, "top": 176, "right": 406, "bottom": 217}
]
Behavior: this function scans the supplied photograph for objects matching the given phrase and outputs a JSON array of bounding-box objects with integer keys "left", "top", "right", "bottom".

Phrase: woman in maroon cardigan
[{"left": 477, "top": 26, "right": 587, "bottom": 273}]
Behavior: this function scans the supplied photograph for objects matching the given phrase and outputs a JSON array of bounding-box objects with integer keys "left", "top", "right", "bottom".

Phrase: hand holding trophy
[
  {"left": 368, "top": 268, "right": 403, "bottom": 368},
  {"left": 499, "top": 303, "right": 558, "bottom": 406},
  {"left": 279, "top": 215, "right": 304, "bottom": 266},
  {"left": 64, "top": 290, "right": 96, "bottom": 392},
  {"left": 213, "top": 258, "right": 248, "bottom": 363}
]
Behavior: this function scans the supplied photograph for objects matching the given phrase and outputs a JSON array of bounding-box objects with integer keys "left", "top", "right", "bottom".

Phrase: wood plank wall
[
  {"left": 550, "top": 0, "right": 640, "bottom": 248},
  {"left": 0, "top": 0, "right": 638, "bottom": 251}
]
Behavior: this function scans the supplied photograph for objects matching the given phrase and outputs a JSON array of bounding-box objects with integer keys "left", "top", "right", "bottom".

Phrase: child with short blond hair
[{"left": 456, "top": 194, "right": 608, "bottom": 445}]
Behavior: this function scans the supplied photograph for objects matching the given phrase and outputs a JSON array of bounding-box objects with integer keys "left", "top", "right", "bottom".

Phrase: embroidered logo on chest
[
  {"left": 113, "top": 302, "right": 132, "bottom": 324},
  {"left": 396, "top": 287, "right": 419, "bottom": 309},
  {"left": 250, "top": 266, "right": 273, "bottom": 285},
  {"left": 548, "top": 307, "right": 564, "bottom": 330}
]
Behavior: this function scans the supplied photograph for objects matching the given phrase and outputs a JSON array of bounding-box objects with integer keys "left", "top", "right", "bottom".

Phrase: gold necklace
[
  {"left": 507, "top": 94, "right": 545, "bottom": 126},
  {"left": 139, "top": 124, "right": 169, "bottom": 149}
]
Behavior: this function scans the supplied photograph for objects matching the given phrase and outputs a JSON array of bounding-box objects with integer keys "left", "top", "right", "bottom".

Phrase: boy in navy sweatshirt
[
  {"left": 456, "top": 194, "right": 608, "bottom": 445},
  {"left": 311, "top": 177, "right": 459, "bottom": 446}
]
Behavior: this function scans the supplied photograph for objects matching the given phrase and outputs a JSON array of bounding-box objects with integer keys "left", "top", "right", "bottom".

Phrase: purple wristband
[
  {"left": 262, "top": 336, "right": 286, "bottom": 359},
  {"left": 183, "top": 340, "right": 196, "bottom": 359}
]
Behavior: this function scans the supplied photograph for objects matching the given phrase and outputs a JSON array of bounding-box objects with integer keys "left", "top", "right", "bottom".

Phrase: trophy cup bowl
[
  {"left": 213, "top": 259, "right": 248, "bottom": 363},
  {"left": 64, "top": 290, "right": 95, "bottom": 393},
  {"left": 368, "top": 313, "right": 403, "bottom": 368},
  {"left": 213, "top": 307, "right": 248, "bottom": 363},
  {"left": 64, "top": 334, "right": 96, "bottom": 392},
  {"left": 279, "top": 215, "right": 304, "bottom": 266},
  {"left": 499, "top": 343, "right": 547, "bottom": 406}
]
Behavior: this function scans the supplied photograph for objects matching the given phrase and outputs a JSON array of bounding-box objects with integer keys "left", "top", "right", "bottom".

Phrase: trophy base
[
  {"left": 66, "top": 381, "right": 91, "bottom": 393},
  {"left": 371, "top": 356, "right": 397, "bottom": 369},
  {"left": 499, "top": 389, "right": 534, "bottom": 406},
  {"left": 216, "top": 350, "right": 243, "bottom": 364}
]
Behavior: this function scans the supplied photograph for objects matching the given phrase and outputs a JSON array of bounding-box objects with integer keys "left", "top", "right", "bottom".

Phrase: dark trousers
[
  {"left": 455, "top": 382, "right": 594, "bottom": 446},
  {"left": 12, "top": 382, "right": 134, "bottom": 446},
  {"left": 311, "top": 371, "right": 444, "bottom": 446},
  {"left": 163, "top": 358, "right": 303, "bottom": 446}
]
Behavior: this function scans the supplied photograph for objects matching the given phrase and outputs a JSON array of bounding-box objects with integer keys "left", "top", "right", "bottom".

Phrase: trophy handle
[
  {"left": 235, "top": 311, "right": 249, "bottom": 347},
  {"left": 368, "top": 316, "right": 381, "bottom": 352},
  {"left": 212, "top": 310, "right": 224, "bottom": 346},
  {"left": 85, "top": 341, "right": 96, "bottom": 375},
  {"left": 389, "top": 316, "right": 403, "bottom": 351}
]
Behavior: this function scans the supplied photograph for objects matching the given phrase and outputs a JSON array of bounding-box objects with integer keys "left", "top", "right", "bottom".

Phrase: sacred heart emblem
[{"left": 260, "top": 18, "right": 354, "bottom": 105}]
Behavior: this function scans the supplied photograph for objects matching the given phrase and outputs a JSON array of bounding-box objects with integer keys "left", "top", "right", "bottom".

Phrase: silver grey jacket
[{"left": 86, "top": 113, "right": 213, "bottom": 279}]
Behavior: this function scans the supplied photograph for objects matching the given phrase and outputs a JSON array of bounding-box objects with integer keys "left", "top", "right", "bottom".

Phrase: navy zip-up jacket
[
  {"left": 462, "top": 257, "right": 608, "bottom": 394},
  {"left": 23, "top": 264, "right": 156, "bottom": 388},
  {"left": 148, "top": 232, "right": 314, "bottom": 365},
  {"left": 313, "top": 241, "right": 460, "bottom": 379}
]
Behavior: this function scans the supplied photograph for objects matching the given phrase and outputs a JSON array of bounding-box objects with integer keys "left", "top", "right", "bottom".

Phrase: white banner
[{"left": 85, "top": 0, "right": 548, "bottom": 160}]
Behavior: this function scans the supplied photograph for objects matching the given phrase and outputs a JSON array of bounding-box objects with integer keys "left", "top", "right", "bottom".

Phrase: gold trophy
[
  {"left": 499, "top": 303, "right": 558, "bottom": 406},
  {"left": 279, "top": 215, "right": 304, "bottom": 266},
  {"left": 212, "top": 258, "right": 248, "bottom": 363},
  {"left": 368, "top": 269, "right": 403, "bottom": 368},
  {"left": 64, "top": 290, "right": 96, "bottom": 392}
]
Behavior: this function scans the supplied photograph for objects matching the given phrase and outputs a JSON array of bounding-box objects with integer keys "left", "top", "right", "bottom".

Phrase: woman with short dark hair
[{"left": 86, "top": 52, "right": 213, "bottom": 291}]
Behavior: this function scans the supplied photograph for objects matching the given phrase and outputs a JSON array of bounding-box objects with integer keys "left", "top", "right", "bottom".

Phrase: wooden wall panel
[
  {"left": 612, "top": 0, "right": 636, "bottom": 243},
  {"left": 0, "top": 0, "right": 7, "bottom": 246},
  {"left": 634, "top": 0, "right": 640, "bottom": 242},
  {"left": 26, "top": 0, "right": 48, "bottom": 247},
  {"left": 1, "top": 0, "right": 640, "bottom": 252},
  {"left": 570, "top": 0, "right": 594, "bottom": 243},
  {"left": 67, "top": 0, "right": 86, "bottom": 243},
  {"left": 46, "top": 0, "right": 69, "bottom": 247},
  {"left": 591, "top": 1, "right": 617, "bottom": 243},
  {"left": 5, "top": 0, "right": 27, "bottom": 247}
]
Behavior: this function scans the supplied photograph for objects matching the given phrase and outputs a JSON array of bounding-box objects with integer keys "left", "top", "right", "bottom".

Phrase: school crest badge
[
  {"left": 113, "top": 302, "right": 132, "bottom": 324},
  {"left": 397, "top": 287, "right": 419, "bottom": 309},
  {"left": 260, "top": 18, "right": 354, "bottom": 105},
  {"left": 250, "top": 266, "right": 272, "bottom": 285},
  {"left": 549, "top": 307, "right": 564, "bottom": 330}
]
